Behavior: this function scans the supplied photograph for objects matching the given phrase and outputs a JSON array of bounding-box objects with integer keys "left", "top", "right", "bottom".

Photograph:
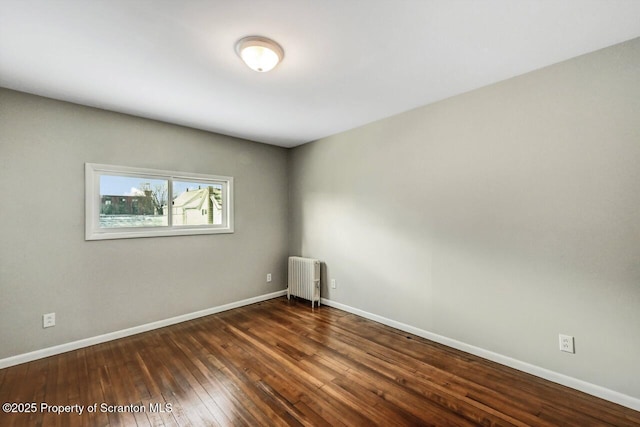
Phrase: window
[{"left": 86, "top": 163, "right": 233, "bottom": 240}]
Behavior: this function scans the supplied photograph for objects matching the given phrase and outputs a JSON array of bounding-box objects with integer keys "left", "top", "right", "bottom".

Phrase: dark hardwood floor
[{"left": 1, "top": 297, "right": 638, "bottom": 426}]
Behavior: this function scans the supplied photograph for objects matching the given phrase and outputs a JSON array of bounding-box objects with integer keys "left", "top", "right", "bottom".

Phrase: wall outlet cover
[
  {"left": 559, "top": 334, "right": 575, "bottom": 353},
  {"left": 43, "top": 313, "right": 56, "bottom": 328}
]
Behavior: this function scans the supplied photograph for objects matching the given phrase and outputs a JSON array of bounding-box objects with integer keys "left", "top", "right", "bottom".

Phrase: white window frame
[{"left": 85, "top": 163, "right": 234, "bottom": 240}]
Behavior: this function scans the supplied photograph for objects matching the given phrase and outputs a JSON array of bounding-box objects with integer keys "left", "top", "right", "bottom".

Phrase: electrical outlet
[
  {"left": 559, "top": 334, "right": 574, "bottom": 353},
  {"left": 266, "top": 273, "right": 272, "bottom": 283},
  {"left": 43, "top": 313, "right": 56, "bottom": 328},
  {"left": 331, "top": 279, "right": 336, "bottom": 289}
]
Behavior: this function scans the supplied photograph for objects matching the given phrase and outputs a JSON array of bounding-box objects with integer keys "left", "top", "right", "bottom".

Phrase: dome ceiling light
[{"left": 235, "top": 36, "right": 284, "bottom": 72}]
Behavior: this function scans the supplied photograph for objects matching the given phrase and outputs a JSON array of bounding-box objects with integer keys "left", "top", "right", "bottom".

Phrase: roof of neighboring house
[{"left": 172, "top": 188, "right": 221, "bottom": 210}]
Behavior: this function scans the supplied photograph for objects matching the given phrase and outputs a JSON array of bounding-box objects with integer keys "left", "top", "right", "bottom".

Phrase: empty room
[{"left": 1, "top": 1, "right": 639, "bottom": 425}]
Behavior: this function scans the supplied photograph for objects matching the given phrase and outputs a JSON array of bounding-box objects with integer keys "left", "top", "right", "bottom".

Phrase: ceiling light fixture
[{"left": 235, "top": 36, "right": 284, "bottom": 72}]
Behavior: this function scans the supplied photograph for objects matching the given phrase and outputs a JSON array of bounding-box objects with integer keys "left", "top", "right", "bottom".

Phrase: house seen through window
[{"left": 171, "top": 181, "right": 223, "bottom": 226}]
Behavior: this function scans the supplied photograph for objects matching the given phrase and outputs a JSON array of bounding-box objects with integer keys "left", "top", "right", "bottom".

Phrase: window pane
[
  {"left": 99, "top": 175, "right": 168, "bottom": 228},
  {"left": 172, "top": 181, "right": 223, "bottom": 226},
  {"left": 86, "top": 163, "right": 233, "bottom": 240}
]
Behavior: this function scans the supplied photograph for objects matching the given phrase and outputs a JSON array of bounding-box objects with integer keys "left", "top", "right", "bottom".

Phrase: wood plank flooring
[{"left": 1, "top": 297, "right": 639, "bottom": 426}]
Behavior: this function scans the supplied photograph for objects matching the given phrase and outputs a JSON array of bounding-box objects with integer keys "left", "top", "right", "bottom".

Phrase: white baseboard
[
  {"left": 320, "top": 297, "right": 640, "bottom": 412},
  {"left": 0, "top": 290, "right": 287, "bottom": 370}
]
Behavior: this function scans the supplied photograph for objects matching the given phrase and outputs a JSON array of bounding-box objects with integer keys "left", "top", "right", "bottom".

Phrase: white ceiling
[{"left": 1, "top": 1, "right": 639, "bottom": 148}]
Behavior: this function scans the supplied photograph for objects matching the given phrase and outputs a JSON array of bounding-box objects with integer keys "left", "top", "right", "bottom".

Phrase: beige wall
[
  {"left": 289, "top": 38, "right": 640, "bottom": 398},
  {"left": 0, "top": 88, "right": 288, "bottom": 359}
]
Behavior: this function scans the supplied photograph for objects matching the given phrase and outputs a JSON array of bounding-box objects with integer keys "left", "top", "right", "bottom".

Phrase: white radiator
[{"left": 287, "top": 256, "right": 321, "bottom": 308}]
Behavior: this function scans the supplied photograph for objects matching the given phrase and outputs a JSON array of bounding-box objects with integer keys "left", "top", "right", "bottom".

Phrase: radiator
[{"left": 287, "top": 256, "right": 321, "bottom": 308}]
